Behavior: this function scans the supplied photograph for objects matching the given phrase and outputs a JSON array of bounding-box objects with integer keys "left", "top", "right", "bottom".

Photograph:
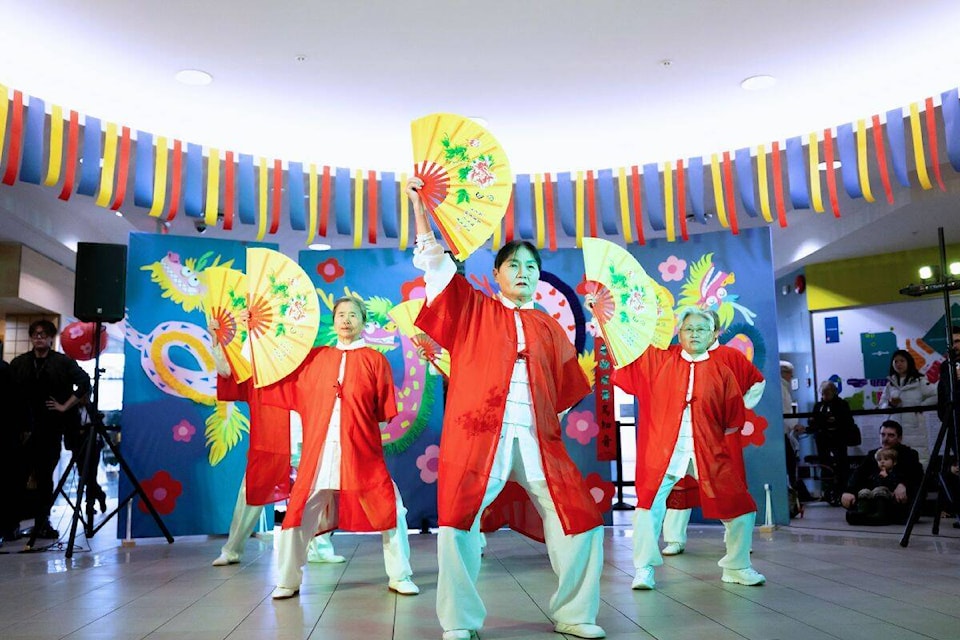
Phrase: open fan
[
  {"left": 388, "top": 299, "right": 450, "bottom": 378},
  {"left": 202, "top": 266, "right": 252, "bottom": 383},
  {"left": 411, "top": 113, "right": 512, "bottom": 261},
  {"left": 581, "top": 237, "right": 659, "bottom": 368},
  {"left": 651, "top": 282, "right": 677, "bottom": 349},
  {"left": 246, "top": 248, "right": 321, "bottom": 387}
]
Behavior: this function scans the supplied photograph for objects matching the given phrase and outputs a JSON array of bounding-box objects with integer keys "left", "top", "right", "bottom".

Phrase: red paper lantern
[{"left": 60, "top": 321, "right": 108, "bottom": 361}]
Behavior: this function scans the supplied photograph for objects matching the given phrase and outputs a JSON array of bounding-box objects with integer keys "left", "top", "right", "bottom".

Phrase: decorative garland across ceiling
[{"left": 1, "top": 81, "right": 959, "bottom": 251}]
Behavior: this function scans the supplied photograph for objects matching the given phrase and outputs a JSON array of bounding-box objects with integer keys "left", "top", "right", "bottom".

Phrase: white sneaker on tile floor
[
  {"left": 631, "top": 566, "right": 656, "bottom": 590},
  {"left": 307, "top": 551, "right": 346, "bottom": 563},
  {"left": 554, "top": 621, "right": 606, "bottom": 638},
  {"left": 211, "top": 552, "right": 240, "bottom": 566},
  {"left": 271, "top": 586, "right": 300, "bottom": 599},
  {"left": 661, "top": 542, "right": 685, "bottom": 555},
  {"left": 388, "top": 578, "right": 420, "bottom": 595},
  {"left": 721, "top": 567, "right": 766, "bottom": 586}
]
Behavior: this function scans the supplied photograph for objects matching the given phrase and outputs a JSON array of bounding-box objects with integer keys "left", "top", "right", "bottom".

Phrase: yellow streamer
[
  {"left": 492, "top": 211, "right": 502, "bottom": 250},
  {"left": 855, "top": 120, "right": 875, "bottom": 203},
  {"left": 94, "top": 122, "right": 118, "bottom": 208},
  {"left": 44, "top": 105, "right": 64, "bottom": 186},
  {"left": 306, "top": 163, "right": 318, "bottom": 245},
  {"left": 353, "top": 169, "right": 363, "bottom": 248},
  {"left": 147, "top": 136, "right": 168, "bottom": 218},
  {"left": 756, "top": 145, "right": 773, "bottom": 223},
  {"left": 710, "top": 153, "right": 728, "bottom": 228},
  {"left": 399, "top": 172, "right": 409, "bottom": 251},
  {"left": 256, "top": 158, "right": 268, "bottom": 240},
  {"left": 617, "top": 167, "right": 633, "bottom": 244},
  {"left": 0, "top": 84, "right": 8, "bottom": 163},
  {"left": 807, "top": 133, "right": 825, "bottom": 212},
  {"left": 909, "top": 103, "right": 933, "bottom": 190},
  {"left": 533, "top": 173, "right": 545, "bottom": 249},
  {"left": 204, "top": 148, "right": 220, "bottom": 227},
  {"left": 663, "top": 162, "right": 676, "bottom": 242},
  {"left": 575, "top": 171, "right": 585, "bottom": 248}
]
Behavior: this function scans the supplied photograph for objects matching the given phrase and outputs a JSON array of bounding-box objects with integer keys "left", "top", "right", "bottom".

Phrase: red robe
[
  {"left": 260, "top": 346, "right": 399, "bottom": 532},
  {"left": 216, "top": 376, "right": 292, "bottom": 506},
  {"left": 667, "top": 345, "right": 764, "bottom": 509},
  {"left": 613, "top": 345, "right": 757, "bottom": 520},
  {"left": 416, "top": 275, "right": 602, "bottom": 541}
]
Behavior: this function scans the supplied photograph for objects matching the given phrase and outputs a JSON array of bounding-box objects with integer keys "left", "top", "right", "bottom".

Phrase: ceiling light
[
  {"left": 949, "top": 262, "right": 960, "bottom": 276},
  {"left": 740, "top": 74, "right": 776, "bottom": 91},
  {"left": 919, "top": 265, "right": 934, "bottom": 280},
  {"left": 175, "top": 69, "right": 213, "bottom": 86},
  {"left": 308, "top": 243, "right": 331, "bottom": 251},
  {"left": 817, "top": 160, "right": 842, "bottom": 171}
]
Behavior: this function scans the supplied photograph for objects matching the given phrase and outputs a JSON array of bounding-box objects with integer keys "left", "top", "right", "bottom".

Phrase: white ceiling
[{"left": 1, "top": 0, "right": 960, "bottom": 277}]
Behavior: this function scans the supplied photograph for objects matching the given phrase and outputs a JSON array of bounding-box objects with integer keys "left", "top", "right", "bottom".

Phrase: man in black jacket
[
  {"left": 10, "top": 320, "right": 91, "bottom": 539},
  {"left": 840, "top": 421, "right": 923, "bottom": 524}
]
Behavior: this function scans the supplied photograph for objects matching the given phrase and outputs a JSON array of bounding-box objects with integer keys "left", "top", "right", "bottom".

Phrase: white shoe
[
  {"left": 441, "top": 630, "right": 478, "bottom": 640},
  {"left": 388, "top": 578, "right": 420, "bottom": 595},
  {"left": 661, "top": 542, "right": 684, "bottom": 556},
  {"left": 631, "top": 566, "right": 655, "bottom": 590},
  {"left": 721, "top": 567, "right": 766, "bottom": 586},
  {"left": 554, "top": 622, "right": 606, "bottom": 638},
  {"left": 211, "top": 552, "right": 240, "bottom": 566},
  {"left": 271, "top": 586, "right": 300, "bottom": 599},
  {"left": 307, "top": 551, "right": 346, "bottom": 564}
]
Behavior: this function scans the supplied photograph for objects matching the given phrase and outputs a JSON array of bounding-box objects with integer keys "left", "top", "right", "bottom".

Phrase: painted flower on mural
[
  {"left": 416, "top": 444, "right": 441, "bottom": 484},
  {"left": 739, "top": 409, "right": 768, "bottom": 447},
  {"left": 317, "top": 258, "right": 345, "bottom": 284},
  {"left": 585, "top": 472, "right": 616, "bottom": 512},
  {"left": 137, "top": 470, "right": 183, "bottom": 515},
  {"left": 565, "top": 410, "right": 599, "bottom": 446},
  {"left": 585, "top": 318, "right": 600, "bottom": 338},
  {"left": 467, "top": 158, "right": 496, "bottom": 188},
  {"left": 172, "top": 419, "right": 196, "bottom": 443},
  {"left": 401, "top": 276, "right": 427, "bottom": 301},
  {"left": 658, "top": 256, "right": 687, "bottom": 282}
]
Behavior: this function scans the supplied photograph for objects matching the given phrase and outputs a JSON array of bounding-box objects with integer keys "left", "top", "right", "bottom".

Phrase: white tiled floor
[{"left": 2, "top": 502, "right": 960, "bottom": 639}]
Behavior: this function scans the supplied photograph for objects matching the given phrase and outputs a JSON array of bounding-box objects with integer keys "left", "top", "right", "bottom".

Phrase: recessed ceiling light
[
  {"left": 308, "top": 243, "right": 331, "bottom": 251},
  {"left": 175, "top": 69, "right": 213, "bottom": 86},
  {"left": 817, "top": 160, "right": 843, "bottom": 171},
  {"left": 740, "top": 74, "right": 776, "bottom": 91}
]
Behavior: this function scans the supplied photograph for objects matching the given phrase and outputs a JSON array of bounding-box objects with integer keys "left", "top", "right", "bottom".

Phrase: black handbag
[{"left": 846, "top": 423, "right": 862, "bottom": 447}]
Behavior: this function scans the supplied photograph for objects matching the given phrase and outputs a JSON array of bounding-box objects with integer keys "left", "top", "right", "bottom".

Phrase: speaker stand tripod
[{"left": 24, "top": 322, "right": 174, "bottom": 557}]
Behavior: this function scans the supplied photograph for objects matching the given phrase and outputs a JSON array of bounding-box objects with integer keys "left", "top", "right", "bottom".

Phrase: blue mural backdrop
[
  {"left": 121, "top": 233, "right": 276, "bottom": 537},
  {"left": 625, "top": 226, "right": 787, "bottom": 524}
]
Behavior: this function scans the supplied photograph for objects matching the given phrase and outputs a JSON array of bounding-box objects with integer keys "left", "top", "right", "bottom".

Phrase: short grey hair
[
  {"left": 677, "top": 306, "right": 717, "bottom": 331},
  {"left": 332, "top": 296, "right": 367, "bottom": 322}
]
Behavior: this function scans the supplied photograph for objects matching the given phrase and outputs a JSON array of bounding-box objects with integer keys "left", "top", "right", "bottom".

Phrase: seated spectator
[
  {"left": 845, "top": 449, "right": 901, "bottom": 525},
  {"left": 806, "top": 381, "right": 855, "bottom": 505},
  {"left": 841, "top": 421, "right": 923, "bottom": 525}
]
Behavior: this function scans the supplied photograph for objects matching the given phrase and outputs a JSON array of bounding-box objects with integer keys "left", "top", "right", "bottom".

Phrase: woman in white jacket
[{"left": 878, "top": 350, "right": 937, "bottom": 465}]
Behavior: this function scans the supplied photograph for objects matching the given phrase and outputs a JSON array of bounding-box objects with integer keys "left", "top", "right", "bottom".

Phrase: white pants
[
  {"left": 276, "top": 482, "right": 412, "bottom": 589},
  {"left": 634, "top": 471, "right": 755, "bottom": 571},
  {"left": 436, "top": 439, "right": 604, "bottom": 632},
  {"left": 662, "top": 508, "right": 691, "bottom": 546}
]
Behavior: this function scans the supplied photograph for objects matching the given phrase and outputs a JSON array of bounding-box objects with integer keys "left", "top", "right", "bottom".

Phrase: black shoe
[
  {"left": 0, "top": 529, "right": 22, "bottom": 542},
  {"left": 34, "top": 523, "right": 60, "bottom": 539}
]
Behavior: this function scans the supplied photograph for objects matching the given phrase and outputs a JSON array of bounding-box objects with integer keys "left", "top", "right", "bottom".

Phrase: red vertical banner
[
  {"left": 675, "top": 159, "right": 688, "bottom": 241},
  {"left": 367, "top": 169, "right": 378, "bottom": 244},
  {"left": 594, "top": 337, "right": 618, "bottom": 462},
  {"left": 2, "top": 90, "right": 24, "bottom": 185},
  {"left": 58, "top": 110, "right": 80, "bottom": 201},
  {"left": 270, "top": 158, "right": 282, "bottom": 234},
  {"left": 109, "top": 126, "right": 132, "bottom": 210},
  {"left": 543, "top": 172, "right": 557, "bottom": 251},
  {"left": 223, "top": 150, "right": 236, "bottom": 230},
  {"left": 586, "top": 170, "right": 597, "bottom": 237},
  {"left": 630, "top": 165, "right": 645, "bottom": 245},
  {"left": 319, "top": 165, "right": 331, "bottom": 237},
  {"left": 166, "top": 139, "right": 183, "bottom": 222}
]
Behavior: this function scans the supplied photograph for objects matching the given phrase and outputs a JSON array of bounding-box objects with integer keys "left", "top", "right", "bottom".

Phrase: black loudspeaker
[{"left": 74, "top": 242, "right": 127, "bottom": 323}]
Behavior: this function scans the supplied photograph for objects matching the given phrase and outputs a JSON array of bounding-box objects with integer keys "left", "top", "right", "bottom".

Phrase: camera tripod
[{"left": 24, "top": 322, "right": 174, "bottom": 557}]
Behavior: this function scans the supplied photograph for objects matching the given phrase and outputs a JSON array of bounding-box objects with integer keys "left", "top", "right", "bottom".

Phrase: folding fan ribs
[
  {"left": 202, "top": 266, "right": 252, "bottom": 383},
  {"left": 411, "top": 113, "right": 512, "bottom": 261}
]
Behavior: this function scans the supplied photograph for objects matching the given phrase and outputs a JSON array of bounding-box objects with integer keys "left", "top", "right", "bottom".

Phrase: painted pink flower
[
  {"left": 317, "top": 258, "right": 345, "bottom": 284},
  {"left": 172, "top": 419, "right": 196, "bottom": 443},
  {"left": 585, "top": 472, "right": 616, "bottom": 512},
  {"left": 565, "top": 410, "right": 599, "bottom": 445},
  {"left": 467, "top": 159, "right": 496, "bottom": 188},
  {"left": 585, "top": 319, "right": 600, "bottom": 337},
  {"left": 137, "top": 470, "right": 183, "bottom": 515},
  {"left": 740, "top": 409, "right": 768, "bottom": 448},
  {"left": 626, "top": 290, "right": 647, "bottom": 315},
  {"left": 658, "top": 256, "right": 687, "bottom": 282},
  {"left": 468, "top": 138, "right": 481, "bottom": 148},
  {"left": 416, "top": 444, "right": 440, "bottom": 484}
]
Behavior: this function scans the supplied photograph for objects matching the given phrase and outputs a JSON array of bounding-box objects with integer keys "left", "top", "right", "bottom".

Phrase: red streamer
[
  {"left": 630, "top": 165, "right": 645, "bottom": 245},
  {"left": 269, "top": 159, "right": 281, "bottom": 234},
  {"left": 822, "top": 129, "right": 841, "bottom": 218},
  {"left": 319, "top": 165, "right": 331, "bottom": 237},
  {"left": 721, "top": 151, "right": 740, "bottom": 235},
  {"left": 2, "top": 90, "right": 24, "bottom": 185},
  {"left": 367, "top": 169, "right": 378, "bottom": 244},
  {"left": 870, "top": 116, "right": 894, "bottom": 205},
  {"left": 505, "top": 186, "right": 515, "bottom": 242},
  {"left": 543, "top": 172, "right": 557, "bottom": 251},
  {"left": 925, "top": 97, "right": 947, "bottom": 191},
  {"left": 223, "top": 151, "right": 235, "bottom": 230},
  {"left": 165, "top": 139, "right": 182, "bottom": 222},
  {"left": 109, "top": 126, "right": 132, "bottom": 210},
  {"left": 675, "top": 159, "right": 688, "bottom": 241},
  {"left": 58, "top": 110, "right": 80, "bottom": 201},
  {"left": 770, "top": 141, "right": 788, "bottom": 227},
  {"left": 586, "top": 169, "right": 597, "bottom": 237}
]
